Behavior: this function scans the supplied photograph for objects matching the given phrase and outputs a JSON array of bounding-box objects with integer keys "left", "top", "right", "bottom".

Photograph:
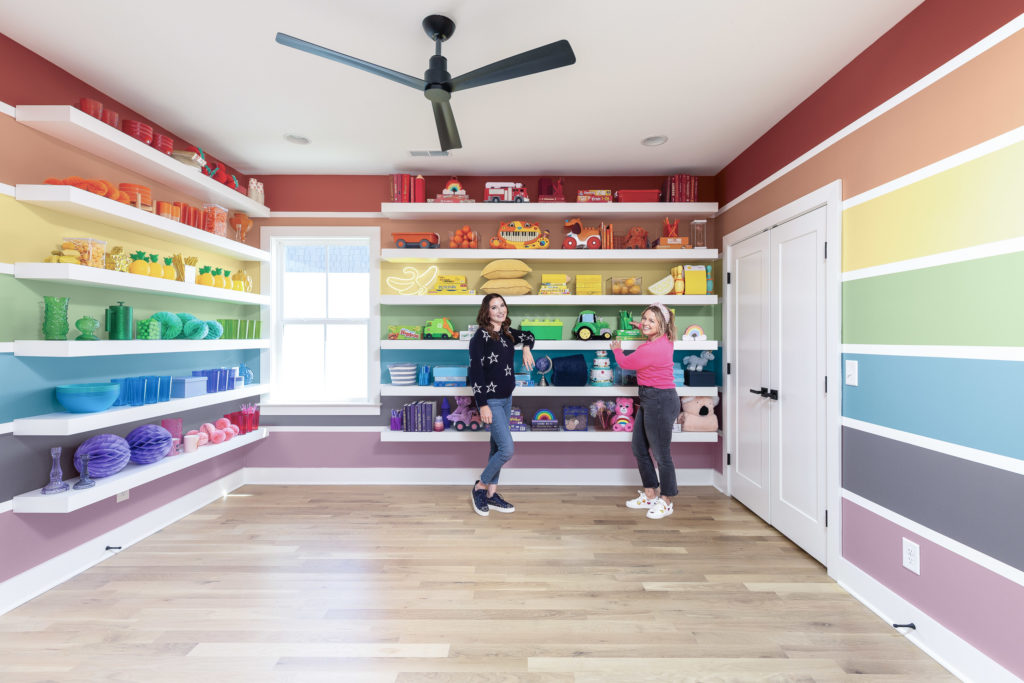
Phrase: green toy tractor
[{"left": 571, "top": 310, "right": 613, "bottom": 340}]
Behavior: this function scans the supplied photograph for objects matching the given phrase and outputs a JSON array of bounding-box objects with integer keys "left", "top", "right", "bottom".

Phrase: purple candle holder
[{"left": 41, "top": 447, "right": 70, "bottom": 495}]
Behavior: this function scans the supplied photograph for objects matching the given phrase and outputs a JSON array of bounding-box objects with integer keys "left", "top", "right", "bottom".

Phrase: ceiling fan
[{"left": 276, "top": 15, "right": 576, "bottom": 152}]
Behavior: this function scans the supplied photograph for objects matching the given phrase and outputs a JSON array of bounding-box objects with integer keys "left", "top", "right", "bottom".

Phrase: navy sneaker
[
  {"left": 471, "top": 485, "right": 489, "bottom": 516},
  {"left": 486, "top": 491, "right": 515, "bottom": 513}
]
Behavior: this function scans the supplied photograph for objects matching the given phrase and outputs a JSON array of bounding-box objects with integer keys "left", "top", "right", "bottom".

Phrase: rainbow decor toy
[
  {"left": 531, "top": 409, "right": 559, "bottom": 431},
  {"left": 683, "top": 324, "right": 707, "bottom": 341}
]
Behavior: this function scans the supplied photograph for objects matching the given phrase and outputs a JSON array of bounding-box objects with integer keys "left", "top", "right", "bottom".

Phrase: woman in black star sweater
[{"left": 468, "top": 293, "right": 535, "bottom": 516}]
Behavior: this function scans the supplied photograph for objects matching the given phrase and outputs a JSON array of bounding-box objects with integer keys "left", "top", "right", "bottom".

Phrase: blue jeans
[
  {"left": 631, "top": 386, "right": 682, "bottom": 497},
  {"left": 480, "top": 397, "right": 513, "bottom": 485}
]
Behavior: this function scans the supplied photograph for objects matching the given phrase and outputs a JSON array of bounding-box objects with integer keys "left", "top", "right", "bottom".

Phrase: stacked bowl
[
  {"left": 121, "top": 119, "right": 154, "bottom": 145},
  {"left": 55, "top": 383, "right": 120, "bottom": 413},
  {"left": 387, "top": 363, "right": 418, "bottom": 385},
  {"left": 151, "top": 133, "right": 174, "bottom": 155}
]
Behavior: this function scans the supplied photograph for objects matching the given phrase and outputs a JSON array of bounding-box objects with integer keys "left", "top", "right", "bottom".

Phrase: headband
[{"left": 650, "top": 302, "right": 671, "bottom": 322}]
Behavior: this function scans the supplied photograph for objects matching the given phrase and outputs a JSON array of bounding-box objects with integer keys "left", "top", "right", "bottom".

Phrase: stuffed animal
[
  {"left": 682, "top": 350, "right": 715, "bottom": 371},
  {"left": 680, "top": 395, "right": 719, "bottom": 432},
  {"left": 612, "top": 397, "right": 634, "bottom": 432}
]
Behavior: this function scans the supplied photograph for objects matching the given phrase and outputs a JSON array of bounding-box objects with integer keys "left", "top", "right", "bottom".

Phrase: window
[{"left": 265, "top": 227, "right": 379, "bottom": 410}]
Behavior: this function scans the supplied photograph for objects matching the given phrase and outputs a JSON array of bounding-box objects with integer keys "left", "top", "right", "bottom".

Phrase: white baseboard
[
  {"left": 832, "top": 557, "right": 1018, "bottom": 683},
  {"left": 0, "top": 470, "right": 245, "bottom": 616},
  {"left": 244, "top": 467, "right": 715, "bottom": 487}
]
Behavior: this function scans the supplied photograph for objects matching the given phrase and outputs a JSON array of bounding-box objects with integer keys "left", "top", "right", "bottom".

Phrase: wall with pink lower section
[
  {"left": 245, "top": 430, "right": 720, "bottom": 470},
  {"left": 0, "top": 449, "right": 247, "bottom": 584},
  {"left": 842, "top": 499, "right": 1024, "bottom": 679}
]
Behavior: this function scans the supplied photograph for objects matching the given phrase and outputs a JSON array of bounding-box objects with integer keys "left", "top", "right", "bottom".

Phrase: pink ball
[
  {"left": 196, "top": 431, "right": 210, "bottom": 446},
  {"left": 228, "top": 424, "right": 240, "bottom": 435},
  {"left": 214, "top": 417, "right": 231, "bottom": 430},
  {"left": 201, "top": 422, "right": 216, "bottom": 437},
  {"left": 221, "top": 428, "right": 234, "bottom": 441},
  {"left": 210, "top": 429, "right": 227, "bottom": 444}
]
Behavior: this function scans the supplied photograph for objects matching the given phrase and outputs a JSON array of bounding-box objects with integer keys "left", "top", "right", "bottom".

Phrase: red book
[{"left": 413, "top": 175, "right": 426, "bottom": 202}]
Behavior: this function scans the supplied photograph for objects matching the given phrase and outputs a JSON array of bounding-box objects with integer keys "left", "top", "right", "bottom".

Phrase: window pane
[
  {"left": 278, "top": 324, "right": 325, "bottom": 401},
  {"left": 282, "top": 245, "right": 326, "bottom": 318},
  {"left": 325, "top": 324, "right": 369, "bottom": 401},
  {"left": 327, "top": 273, "right": 370, "bottom": 318}
]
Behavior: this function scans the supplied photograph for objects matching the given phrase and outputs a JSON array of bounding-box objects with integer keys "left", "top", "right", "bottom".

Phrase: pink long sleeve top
[{"left": 611, "top": 334, "right": 676, "bottom": 389}]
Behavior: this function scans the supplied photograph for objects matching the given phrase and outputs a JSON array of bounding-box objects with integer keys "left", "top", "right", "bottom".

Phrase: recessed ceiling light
[
  {"left": 641, "top": 135, "right": 668, "bottom": 147},
  {"left": 284, "top": 134, "right": 310, "bottom": 145}
]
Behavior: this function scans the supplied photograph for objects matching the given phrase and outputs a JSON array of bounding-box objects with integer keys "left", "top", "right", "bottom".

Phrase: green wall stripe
[{"left": 843, "top": 251, "right": 1024, "bottom": 346}]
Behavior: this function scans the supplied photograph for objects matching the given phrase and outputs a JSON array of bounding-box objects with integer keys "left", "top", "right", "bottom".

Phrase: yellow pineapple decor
[
  {"left": 147, "top": 254, "right": 163, "bottom": 277},
  {"left": 197, "top": 266, "right": 215, "bottom": 286},
  {"left": 129, "top": 250, "right": 150, "bottom": 275},
  {"left": 162, "top": 257, "right": 177, "bottom": 279}
]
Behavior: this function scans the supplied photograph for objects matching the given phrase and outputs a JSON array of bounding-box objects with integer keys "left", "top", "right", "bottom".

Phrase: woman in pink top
[{"left": 610, "top": 303, "right": 680, "bottom": 519}]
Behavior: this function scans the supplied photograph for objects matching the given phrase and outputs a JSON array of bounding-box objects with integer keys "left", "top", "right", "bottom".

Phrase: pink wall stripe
[
  {"left": 0, "top": 450, "right": 248, "bottom": 583},
  {"left": 245, "top": 430, "right": 720, "bottom": 470},
  {"left": 842, "top": 498, "right": 1024, "bottom": 678}
]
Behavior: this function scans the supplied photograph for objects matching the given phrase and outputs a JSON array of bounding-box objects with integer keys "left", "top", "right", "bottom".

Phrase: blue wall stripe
[{"left": 842, "top": 353, "right": 1023, "bottom": 460}]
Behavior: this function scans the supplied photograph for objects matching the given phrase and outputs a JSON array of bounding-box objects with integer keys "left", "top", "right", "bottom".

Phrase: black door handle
[
  {"left": 768, "top": 389, "right": 779, "bottom": 400},
  {"left": 749, "top": 387, "right": 768, "bottom": 397}
]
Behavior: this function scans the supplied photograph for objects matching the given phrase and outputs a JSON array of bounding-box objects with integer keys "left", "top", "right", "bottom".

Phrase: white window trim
[{"left": 260, "top": 225, "right": 381, "bottom": 415}]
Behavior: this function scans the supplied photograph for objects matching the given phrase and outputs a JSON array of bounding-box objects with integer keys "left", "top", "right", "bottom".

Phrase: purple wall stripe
[
  {"left": 843, "top": 498, "right": 1024, "bottom": 678},
  {"left": 245, "top": 430, "right": 720, "bottom": 470}
]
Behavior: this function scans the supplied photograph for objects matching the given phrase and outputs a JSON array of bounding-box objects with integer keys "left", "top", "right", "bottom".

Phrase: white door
[
  {"left": 728, "top": 231, "right": 771, "bottom": 521},
  {"left": 769, "top": 208, "right": 827, "bottom": 563},
  {"left": 728, "top": 207, "right": 827, "bottom": 565}
]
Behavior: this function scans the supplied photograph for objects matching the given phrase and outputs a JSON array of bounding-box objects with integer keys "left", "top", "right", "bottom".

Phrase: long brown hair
[{"left": 477, "top": 293, "right": 513, "bottom": 341}]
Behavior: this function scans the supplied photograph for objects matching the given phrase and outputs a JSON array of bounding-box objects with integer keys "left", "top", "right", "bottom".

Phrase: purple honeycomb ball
[
  {"left": 126, "top": 424, "right": 173, "bottom": 465},
  {"left": 74, "top": 434, "right": 131, "bottom": 478}
]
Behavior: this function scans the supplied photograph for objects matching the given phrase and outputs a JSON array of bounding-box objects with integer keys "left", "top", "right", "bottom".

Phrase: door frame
[{"left": 720, "top": 180, "right": 842, "bottom": 574}]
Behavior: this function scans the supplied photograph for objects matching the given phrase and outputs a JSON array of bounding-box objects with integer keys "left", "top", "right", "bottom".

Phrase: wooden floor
[{"left": 0, "top": 486, "right": 955, "bottom": 682}]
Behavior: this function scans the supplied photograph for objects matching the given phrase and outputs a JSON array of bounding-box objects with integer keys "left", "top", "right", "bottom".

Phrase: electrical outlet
[
  {"left": 902, "top": 537, "right": 920, "bottom": 574},
  {"left": 845, "top": 359, "right": 859, "bottom": 386},
  {"left": 116, "top": 489, "right": 129, "bottom": 503}
]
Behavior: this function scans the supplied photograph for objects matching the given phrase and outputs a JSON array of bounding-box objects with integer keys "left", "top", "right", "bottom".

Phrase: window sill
[{"left": 260, "top": 403, "right": 381, "bottom": 416}]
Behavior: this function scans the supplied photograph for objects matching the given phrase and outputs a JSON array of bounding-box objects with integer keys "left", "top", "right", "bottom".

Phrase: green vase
[{"left": 42, "top": 296, "right": 70, "bottom": 340}]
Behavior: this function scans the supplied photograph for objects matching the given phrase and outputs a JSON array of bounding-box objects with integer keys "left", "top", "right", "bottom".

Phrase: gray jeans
[{"left": 631, "top": 386, "right": 682, "bottom": 497}]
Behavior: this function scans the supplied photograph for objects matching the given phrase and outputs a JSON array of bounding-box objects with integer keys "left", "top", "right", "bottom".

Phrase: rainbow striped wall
[{"left": 716, "top": 8, "right": 1024, "bottom": 681}]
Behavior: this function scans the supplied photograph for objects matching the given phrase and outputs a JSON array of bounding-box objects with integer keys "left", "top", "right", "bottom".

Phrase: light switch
[{"left": 845, "top": 360, "right": 858, "bottom": 386}]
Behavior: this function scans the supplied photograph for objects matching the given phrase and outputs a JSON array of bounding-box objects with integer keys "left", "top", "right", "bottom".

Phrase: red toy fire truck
[{"left": 484, "top": 182, "right": 530, "bottom": 203}]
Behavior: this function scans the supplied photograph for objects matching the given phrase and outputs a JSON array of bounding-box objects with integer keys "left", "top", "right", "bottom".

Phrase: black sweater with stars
[{"left": 467, "top": 326, "right": 535, "bottom": 407}]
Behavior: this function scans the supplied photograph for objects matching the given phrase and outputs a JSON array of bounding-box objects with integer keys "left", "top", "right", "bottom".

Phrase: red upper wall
[
  {"left": 0, "top": 33, "right": 248, "bottom": 186},
  {"left": 714, "top": 0, "right": 1023, "bottom": 205}
]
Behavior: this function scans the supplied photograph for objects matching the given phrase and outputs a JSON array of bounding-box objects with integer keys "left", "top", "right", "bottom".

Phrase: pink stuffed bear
[
  {"left": 680, "top": 395, "right": 719, "bottom": 432},
  {"left": 612, "top": 397, "right": 634, "bottom": 432}
]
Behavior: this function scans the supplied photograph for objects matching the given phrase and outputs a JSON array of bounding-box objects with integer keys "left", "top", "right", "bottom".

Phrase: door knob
[
  {"left": 749, "top": 387, "right": 768, "bottom": 397},
  {"left": 768, "top": 389, "right": 779, "bottom": 400}
]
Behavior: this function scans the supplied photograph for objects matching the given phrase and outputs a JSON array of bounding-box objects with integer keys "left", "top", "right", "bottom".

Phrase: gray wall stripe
[{"left": 842, "top": 426, "right": 1024, "bottom": 572}]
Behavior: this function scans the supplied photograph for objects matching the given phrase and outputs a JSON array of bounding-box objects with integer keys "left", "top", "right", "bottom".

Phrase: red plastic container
[
  {"left": 78, "top": 98, "right": 103, "bottom": 118},
  {"left": 100, "top": 109, "right": 120, "bottom": 127},
  {"left": 614, "top": 189, "right": 661, "bottom": 202}
]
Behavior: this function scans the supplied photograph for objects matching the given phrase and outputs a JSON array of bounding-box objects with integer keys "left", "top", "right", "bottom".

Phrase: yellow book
[{"left": 683, "top": 265, "right": 707, "bottom": 295}]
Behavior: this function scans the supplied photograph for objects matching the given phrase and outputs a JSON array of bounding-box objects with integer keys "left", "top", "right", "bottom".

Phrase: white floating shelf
[
  {"left": 0, "top": 262, "right": 13, "bottom": 275},
  {"left": 382, "top": 248, "right": 718, "bottom": 262},
  {"left": 381, "top": 294, "right": 718, "bottom": 306},
  {"left": 380, "top": 339, "right": 719, "bottom": 351},
  {"left": 12, "top": 428, "right": 268, "bottom": 514},
  {"left": 380, "top": 385, "right": 718, "bottom": 397},
  {"left": 13, "top": 338, "right": 269, "bottom": 357},
  {"left": 13, "top": 383, "right": 270, "bottom": 436},
  {"left": 380, "top": 202, "right": 717, "bottom": 220},
  {"left": 16, "top": 185, "right": 269, "bottom": 262},
  {"left": 14, "top": 262, "right": 269, "bottom": 305},
  {"left": 16, "top": 106, "right": 269, "bottom": 216},
  {"left": 380, "top": 429, "right": 719, "bottom": 443},
  {"left": 0, "top": 342, "right": 13, "bottom": 354}
]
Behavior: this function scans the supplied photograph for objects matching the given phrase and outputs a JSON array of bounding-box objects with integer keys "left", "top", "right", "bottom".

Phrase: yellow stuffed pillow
[
  {"left": 480, "top": 278, "right": 532, "bottom": 295},
  {"left": 481, "top": 259, "right": 531, "bottom": 280}
]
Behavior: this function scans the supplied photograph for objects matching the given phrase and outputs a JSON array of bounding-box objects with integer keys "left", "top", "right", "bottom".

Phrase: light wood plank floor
[{"left": 0, "top": 486, "right": 956, "bottom": 682}]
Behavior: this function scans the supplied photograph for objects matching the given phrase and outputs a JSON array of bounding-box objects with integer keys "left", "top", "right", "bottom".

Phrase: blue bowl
[{"left": 55, "top": 383, "right": 120, "bottom": 413}]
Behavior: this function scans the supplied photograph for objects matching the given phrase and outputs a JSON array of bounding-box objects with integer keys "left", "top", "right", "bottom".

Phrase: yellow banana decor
[{"left": 385, "top": 265, "right": 439, "bottom": 295}]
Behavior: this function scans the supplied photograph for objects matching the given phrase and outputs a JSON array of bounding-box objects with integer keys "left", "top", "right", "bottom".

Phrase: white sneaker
[
  {"left": 646, "top": 498, "right": 673, "bottom": 519},
  {"left": 625, "top": 490, "right": 656, "bottom": 509}
]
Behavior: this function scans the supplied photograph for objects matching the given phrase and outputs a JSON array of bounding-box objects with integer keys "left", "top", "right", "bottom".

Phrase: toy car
[
  {"left": 484, "top": 181, "right": 530, "bottom": 202},
  {"left": 392, "top": 232, "right": 440, "bottom": 248},
  {"left": 562, "top": 218, "right": 602, "bottom": 249},
  {"left": 449, "top": 396, "right": 483, "bottom": 431},
  {"left": 423, "top": 317, "right": 458, "bottom": 339},
  {"left": 572, "top": 310, "right": 613, "bottom": 340}
]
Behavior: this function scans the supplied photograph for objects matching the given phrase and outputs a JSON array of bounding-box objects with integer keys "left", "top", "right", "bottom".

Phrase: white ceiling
[{"left": 0, "top": 0, "right": 922, "bottom": 177}]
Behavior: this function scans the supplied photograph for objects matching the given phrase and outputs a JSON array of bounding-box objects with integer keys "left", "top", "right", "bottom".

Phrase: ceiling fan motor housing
[{"left": 424, "top": 55, "right": 452, "bottom": 101}]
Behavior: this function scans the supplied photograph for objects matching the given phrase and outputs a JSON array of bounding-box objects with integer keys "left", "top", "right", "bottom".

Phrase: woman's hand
[
  {"left": 521, "top": 346, "right": 535, "bottom": 371},
  {"left": 479, "top": 404, "right": 493, "bottom": 424},
  {"left": 609, "top": 339, "right": 621, "bottom": 351}
]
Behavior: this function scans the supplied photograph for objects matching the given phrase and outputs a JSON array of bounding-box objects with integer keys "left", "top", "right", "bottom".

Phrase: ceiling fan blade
[
  {"left": 449, "top": 39, "right": 576, "bottom": 92},
  {"left": 432, "top": 100, "right": 462, "bottom": 151},
  {"left": 275, "top": 32, "right": 426, "bottom": 90}
]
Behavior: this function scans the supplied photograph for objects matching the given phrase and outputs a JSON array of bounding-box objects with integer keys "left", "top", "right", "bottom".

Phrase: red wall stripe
[{"left": 714, "top": 0, "right": 1024, "bottom": 205}]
